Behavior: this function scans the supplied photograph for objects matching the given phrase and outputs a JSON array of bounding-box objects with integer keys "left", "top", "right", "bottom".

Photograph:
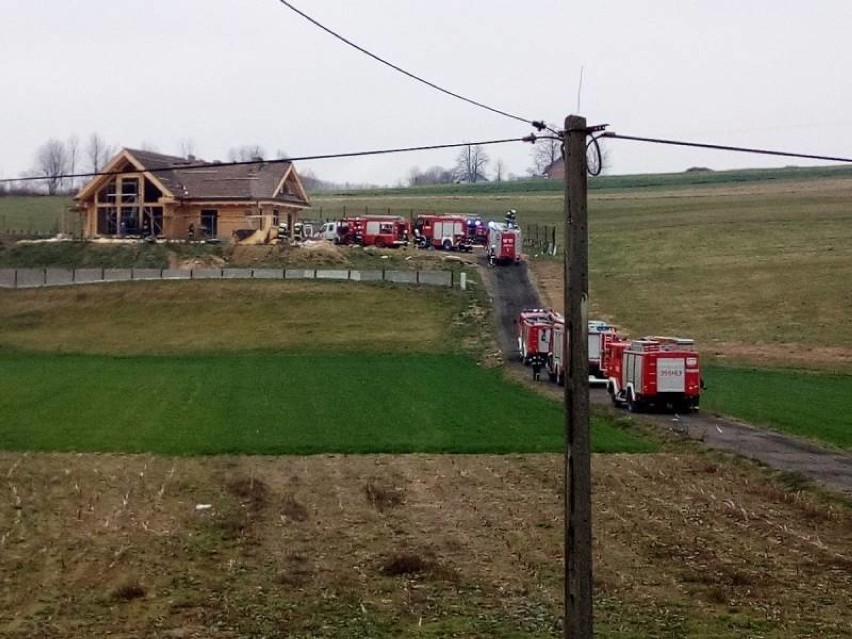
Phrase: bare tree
[
  {"left": 599, "top": 140, "right": 613, "bottom": 175},
  {"left": 531, "top": 131, "right": 562, "bottom": 176},
  {"left": 228, "top": 145, "right": 266, "bottom": 162},
  {"left": 86, "top": 133, "right": 113, "bottom": 173},
  {"left": 454, "top": 145, "right": 489, "bottom": 183},
  {"left": 493, "top": 159, "right": 506, "bottom": 182},
  {"left": 33, "top": 139, "right": 69, "bottom": 195},
  {"left": 178, "top": 138, "right": 195, "bottom": 159},
  {"left": 66, "top": 135, "right": 79, "bottom": 190}
]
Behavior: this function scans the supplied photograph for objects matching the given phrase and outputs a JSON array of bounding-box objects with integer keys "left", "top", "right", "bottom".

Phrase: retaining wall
[{"left": 0, "top": 267, "right": 464, "bottom": 290}]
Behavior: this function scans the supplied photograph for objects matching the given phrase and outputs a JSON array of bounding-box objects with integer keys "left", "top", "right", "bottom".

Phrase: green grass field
[
  {"left": 0, "top": 352, "right": 652, "bottom": 455},
  {"left": 702, "top": 365, "right": 852, "bottom": 448},
  {"left": 0, "top": 195, "right": 76, "bottom": 235},
  {"left": 0, "top": 280, "right": 652, "bottom": 455},
  {"left": 0, "top": 281, "right": 471, "bottom": 355}
]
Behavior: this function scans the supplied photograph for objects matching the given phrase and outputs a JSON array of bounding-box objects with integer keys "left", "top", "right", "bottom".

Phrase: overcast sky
[{"left": 3, "top": 0, "right": 852, "bottom": 186}]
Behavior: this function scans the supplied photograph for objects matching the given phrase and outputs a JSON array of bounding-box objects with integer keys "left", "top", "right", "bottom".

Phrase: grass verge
[{"left": 702, "top": 365, "right": 852, "bottom": 448}]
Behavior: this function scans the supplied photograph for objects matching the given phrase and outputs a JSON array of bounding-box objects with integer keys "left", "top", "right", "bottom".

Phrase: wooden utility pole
[{"left": 563, "top": 114, "right": 593, "bottom": 639}]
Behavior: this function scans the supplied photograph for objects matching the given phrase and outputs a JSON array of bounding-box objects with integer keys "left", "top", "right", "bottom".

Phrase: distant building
[
  {"left": 543, "top": 158, "right": 565, "bottom": 180},
  {"left": 74, "top": 148, "right": 310, "bottom": 241}
]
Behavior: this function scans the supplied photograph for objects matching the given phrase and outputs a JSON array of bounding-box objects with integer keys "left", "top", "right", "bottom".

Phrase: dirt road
[{"left": 484, "top": 261, "right": 852, "bottom": 497}]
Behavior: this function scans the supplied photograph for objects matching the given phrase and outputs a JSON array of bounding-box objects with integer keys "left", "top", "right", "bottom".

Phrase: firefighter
[{"left": 532, "top": 356, "right": 543, "bottom": 381}]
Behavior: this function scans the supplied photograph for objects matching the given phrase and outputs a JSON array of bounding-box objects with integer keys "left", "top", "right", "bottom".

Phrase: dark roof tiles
[{"left": 123, "top": 148, "right": 307, "bottom": 205}]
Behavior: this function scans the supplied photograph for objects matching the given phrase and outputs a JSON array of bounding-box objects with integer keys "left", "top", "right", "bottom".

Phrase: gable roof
[{"left": 76, "top": 148, "right": 310, "bottom": 207}]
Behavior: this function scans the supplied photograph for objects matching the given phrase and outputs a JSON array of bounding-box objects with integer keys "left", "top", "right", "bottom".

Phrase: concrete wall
[{"left": 0, "top": 267, "right": 466, "bottom": 290}]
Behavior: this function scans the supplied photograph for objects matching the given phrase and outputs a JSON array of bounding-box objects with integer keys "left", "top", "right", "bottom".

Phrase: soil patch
[{"left": 0, "top": 452, "right": 849, "bottom": 637}]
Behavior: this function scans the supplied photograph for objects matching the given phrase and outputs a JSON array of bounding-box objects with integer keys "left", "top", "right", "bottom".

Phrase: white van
[{"left": 319, "top": 221, "right": 339, "bottom": 241}]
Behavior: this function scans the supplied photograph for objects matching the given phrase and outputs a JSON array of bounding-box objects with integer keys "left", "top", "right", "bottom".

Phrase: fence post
[
  {"left": 382, "top": 268, "right": 386, "bottom": 281},
  {"left": 101, "top": 267, "right": 105, "bottom": 282},
  {"left": 13, "top": 269, "right": 17, "bottom": 289},
  {"left": 416, "top": 270, "right": 420, "bottom": 284},
  {"left": 43, "top": 268, "right": 47, "bottom": 286},
  {"left": 131, "top": 268, "right": 135, "bottom": 281},
  {"left": 72, "top": 268, "right": 76, "bottom": 283},
  {"left": 450, "top": 270, "right": 454, "bottom": 288}
]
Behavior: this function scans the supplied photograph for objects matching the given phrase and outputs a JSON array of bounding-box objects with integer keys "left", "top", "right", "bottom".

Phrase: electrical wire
[
  {"left": 276, "top": 0, "right": 549, "bottom": 132},
  {"left": 602, "top": 132, "right": 852, "bottom": 164},
  {"left": 1, "top": 136, "right": 536, "bottom": 184}
]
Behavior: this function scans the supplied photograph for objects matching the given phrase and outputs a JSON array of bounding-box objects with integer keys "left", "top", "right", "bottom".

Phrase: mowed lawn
[{"left": 0, "top": 280, "right": 652, "bottom": 455}]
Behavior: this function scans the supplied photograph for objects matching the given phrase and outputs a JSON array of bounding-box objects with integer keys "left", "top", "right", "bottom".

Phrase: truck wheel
[
  {"left": 676, "top": 399, "right": 694, "bottom": 414},
  {"left": 374, "top": 237, "right": 385, "bottom": 248},
  {"left": 442, "top": 239, "right": 452, "bottom": 250},
  {"left": 627, "top": 391, "right": 640, "bottom": 413}
]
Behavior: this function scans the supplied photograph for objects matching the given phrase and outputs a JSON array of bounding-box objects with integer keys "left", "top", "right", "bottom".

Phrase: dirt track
[{"left": 484, "top": 261, "right": 852, "bottom": 497}]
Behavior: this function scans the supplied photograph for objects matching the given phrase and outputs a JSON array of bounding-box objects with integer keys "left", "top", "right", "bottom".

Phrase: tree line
[{"left": 1, "top": 128, "right": 608, "bottom": 196}]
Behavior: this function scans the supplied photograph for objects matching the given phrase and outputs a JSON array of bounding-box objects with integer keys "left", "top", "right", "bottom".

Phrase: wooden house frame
[{"left": 74, "top": 149, "right": 311, "bottom": 241}]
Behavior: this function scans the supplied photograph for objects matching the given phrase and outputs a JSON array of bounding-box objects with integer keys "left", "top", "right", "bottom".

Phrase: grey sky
[{"left": 2, "top": 0, "right": 851, "bottom": 185}]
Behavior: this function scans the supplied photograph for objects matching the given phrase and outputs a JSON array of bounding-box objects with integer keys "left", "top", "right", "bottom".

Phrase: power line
[
  {"left": 276, "top": 0, "right": 548, "bottom": 132},
  {"left": 602, "top": 132, "right": 852, "bottom": 164},
  {"left": 1, "top": 136, "right": 536, "bottom": 184}
]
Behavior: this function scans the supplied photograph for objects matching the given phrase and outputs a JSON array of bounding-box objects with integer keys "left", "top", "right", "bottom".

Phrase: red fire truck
[
  {"left": 603, "top": 337, "right": 702, "bottom": 413},
  {"left": 588, "top": 321, "right": 619, "bottom": 380},
  {"left": 516, "top": 308, "right": 554, "bottom": 366},
  {"left": 487, "top": 221, "right": 522, "bottom": 265},
  {"left": 465, "top": 215, "right": 489, "bottom": 245},
  {"left": 334, "top": 216, "right": 410, "bottom": 248},
  {"left": 546, "top": 317, "right": 619, "bottom": 385},
  {"left": 412, "top": 214, "right": 473, "bottom": 251}
]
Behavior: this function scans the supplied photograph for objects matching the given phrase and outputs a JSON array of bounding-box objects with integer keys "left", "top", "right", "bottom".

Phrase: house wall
[
  {"left": 171, "top": 204, "right": 301, "bottom": 240},
  {"left": 80, "top": 202, "right": 304, "bottom": 241}
]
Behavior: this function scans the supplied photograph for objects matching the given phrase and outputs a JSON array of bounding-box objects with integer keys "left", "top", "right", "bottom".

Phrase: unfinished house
[{"left": 74, "top": 148, "right": 311, "bottom": 241}]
